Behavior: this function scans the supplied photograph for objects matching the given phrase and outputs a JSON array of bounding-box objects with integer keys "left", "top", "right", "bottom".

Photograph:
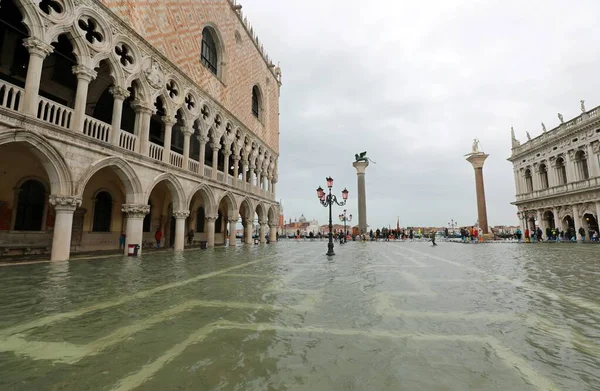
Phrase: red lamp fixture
[
  {"left": 341, "top": 188, "right": 349, "bottom": 200},
  {"left": 326, "top": 176, "right": 334, "bottom": 189}
]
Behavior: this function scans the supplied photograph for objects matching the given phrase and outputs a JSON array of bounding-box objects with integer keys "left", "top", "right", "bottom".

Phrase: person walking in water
[{"left": 155, "top": 228, "right": 163, "bottom": 248}]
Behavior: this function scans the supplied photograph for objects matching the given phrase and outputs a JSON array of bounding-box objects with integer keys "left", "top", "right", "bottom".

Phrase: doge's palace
[
  {"left": 0, "top": 0, "right": 281, "bottom": 260},
  {"left": 508, "top": 101, "right": 600, "bottom": 238}
]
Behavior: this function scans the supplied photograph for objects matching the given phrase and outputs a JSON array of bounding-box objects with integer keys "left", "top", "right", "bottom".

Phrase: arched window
[
  {"left": 539, "top": 164, "right": 549, "bottom": 189},
  {"left": 556, "top": 157, "right": 567, "bottom": 185},
  {"left": 143, "top": 203, "right": 152, "bottom": 232},
  {"left": 14, "top": 180, "right": 46, "bottom": 231},
  {"left": 201, "top": 28, "right": 218, "bottom": 75},
  {"left": 215, "top": 210, "right": 223, "bottom": 233},
  {"left": 524, "top": 169, "right": 533, "bottom": 193},
  {"left": 196, "top": 207, "right": 205, "bottom": 233},
  {"left": 575, "top": 150, "right": 590, "bottom": 180},
  {"left": 252, "top": 86, "right": 261, "bottom": 119},
  {"left": 92, "top": 191, "right": 112, "bottom": 232}
]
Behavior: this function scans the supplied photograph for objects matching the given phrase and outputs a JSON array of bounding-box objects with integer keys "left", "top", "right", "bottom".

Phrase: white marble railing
[
  {"left": 119, "top": 130, "right": 137, "bottom": 152},
  {"left": 188, "top": 159, "right": 199, "bottom": 173},
  {"left": 83, "top": 116, "right": 111, "bottom": 143},
  {"left": 217, "top": 171, "right": 225, "bottom": 182},
  {"left": 37, "top": 97, "right": 73, "bottom": 128},
  {"left": 170, "top": 151, "right": 183, "bottom": 168},
  {"left": 516, "top": 177, "right": 600, "bottom": 202},
  {"left": 228, "top": 176, "right": 234, "bottom": 186},
  {"left": 149, "top": 143, "right": 164, "bottom": 161},
  {"left": 0, "top": 80, "right": 23, "bottom": 111},
  {"left": 204, "top": 166, "right": 212, "bottom": 177}
]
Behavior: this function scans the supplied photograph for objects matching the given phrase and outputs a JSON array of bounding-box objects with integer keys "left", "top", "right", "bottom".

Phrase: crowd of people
[{"left": 514, "top": 226, "right": 599, "bottom": 242}]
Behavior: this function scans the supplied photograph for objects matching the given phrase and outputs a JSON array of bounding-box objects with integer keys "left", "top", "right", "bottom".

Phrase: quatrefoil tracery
[
  {"left": 201, "top": 105, "right": 210, "bottom": 120},
  {"left": 166, "top": 80, "right": 179, "bottom": 100},
  {"left": 39, "top": 0, "right": 63, "bottom": 15},
  {"left": 78, "top": 17, "right": 103, "bottom": 44},
  {"left": 185, "top": 94, "right": 195, "bottom": 111},
  {"left": 115, "top": 44, "right": 134, "bottom": 67},
  {"left": 214, "top": 115, "right": 222, "bottom": 128}
]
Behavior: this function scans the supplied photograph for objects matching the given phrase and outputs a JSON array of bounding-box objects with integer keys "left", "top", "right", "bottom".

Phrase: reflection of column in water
[
  {"left": 41, "top": 261, "right": 70, "bottom": 311},
  {"left": 120, "top": 257, "right": 143, "bottom": 294}
]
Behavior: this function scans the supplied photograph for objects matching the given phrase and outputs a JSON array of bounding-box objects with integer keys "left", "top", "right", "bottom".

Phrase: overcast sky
[{"left": 241, "top": 0, "right": 600, "bottom": 229}]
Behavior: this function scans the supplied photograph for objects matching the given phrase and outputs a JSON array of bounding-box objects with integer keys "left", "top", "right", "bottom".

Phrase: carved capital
[
  {"left": 109, "top": 86, "right": 130, "bottom": 100},
  {"left": 210, "top": 142, "right": 221, "bottom": 151},
  {"left": 49, "top": 195, "right": 82, "bottom": 211},
  {"left": 162, "top": 116, "right": 176, "bottom": 126},
  {"left": 259, "top": 220, "right": 269, "bottom": 226},
  {"left": 121, "top": 204, "right": 150, "bottom": 218},
  {"left": 72, "top": 65, "right": 97, "bottom": 82},
  {"left": 182, "top": 127, "right": 194, "bottom": 137},
  {"left": 23, "top": 37, "right": 53, "bottom": 57},
  {"left": 132, "top": 100, "right": 155, "bottom": 115},
  {"left": 206, "top": 215, "right": 218, "bottom": 222},
  {"left": 592, "top": 141, "right": 600, "bottom": 155},
  {"left": 232, "top": 154, "right": 240, "bottom": 162},
  {"left": 173, "top": 211, "right": 190, "bottom": 219},
  {"left": 228, "top": 218, "right": 238, "bottom": 224},
  {"left": 268, "top": 223, "right": 278, "bottom": 228}
]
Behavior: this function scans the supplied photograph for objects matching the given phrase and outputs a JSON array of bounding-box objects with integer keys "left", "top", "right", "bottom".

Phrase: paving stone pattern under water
[{"left": 0, "top": 241, "right": 599, "bottom": 390}]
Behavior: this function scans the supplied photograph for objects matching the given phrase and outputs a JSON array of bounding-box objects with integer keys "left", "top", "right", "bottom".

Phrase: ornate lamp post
[
  {"left": 339, "top": 209, "right": 353, "bottom": 243},
  {"left": 448, "top": 219, "right": 457, "bottom": 236},
  {"left": 316, "top": 176, "right": 349, "bottom": 256}
]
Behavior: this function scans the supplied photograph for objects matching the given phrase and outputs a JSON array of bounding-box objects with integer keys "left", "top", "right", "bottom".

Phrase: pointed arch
[
  {"left": 0, "top": 130, "right": 72, "bottom": 195},
  {"left": 268, "top": 204, "right": 279, "bottom": 224},
  {"left": 45, "top": 25, "right": 91, "bottom": 66},
  {"left": 238, "top": 198, "right": 254, "bottom": 221},
  {"left": 187, "top": 183, "right": 216, "bottom": 215},
  {"left": 145, "top": 172, "right": 185, "bottom": 211},
  {"left": 75, "top": 156, "right": 143, "bottom": 204},
  {"left": 217, "top": 191, "right": 237, "bottom": 215},
  {"left": 255, "top": 201, "right": 267, "bottom": 222}
]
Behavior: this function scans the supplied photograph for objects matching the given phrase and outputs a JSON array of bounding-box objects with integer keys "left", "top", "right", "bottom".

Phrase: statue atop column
[
  {"left": 465, "top": 139, "right": 490, "bottom": 235},
  {"left": 353, "top": 152, "right": 370, "bottom": 234}
]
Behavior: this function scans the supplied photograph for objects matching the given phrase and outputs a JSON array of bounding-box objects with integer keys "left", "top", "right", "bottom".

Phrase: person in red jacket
[{"left": 155, "top": 228, "right": 163, "bottom": 248}]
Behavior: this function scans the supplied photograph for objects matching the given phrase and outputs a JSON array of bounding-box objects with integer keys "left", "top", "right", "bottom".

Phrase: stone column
[
  {"left": 245, "top": 221, "right": 253, "bottom": 244},
  {"left": 182, "top": 127, "right": 193, "bottom": 170},
  {"left": 162, "top": 117, "right": 175, "bottom": 164},
  {"left": 206, "top": 215, "right": 217, "bottom": 248},
  {"left": 572, "top": 205, "right": 580, "bottom": 239},
  {"left": 242, "top": 158, "right": 248, "bottom": 184},
  {"left": 173, "top": 211, "right": 189, "bottom": 251},
  {"left": 272, "top": 176, "right": 278, "bottom": 196},
  {"left": 248, "top": 165, "right": 256, "bottom": 186},
  {"left": 109, "top": 86, "right": 130, "bottom": 146},
  {"left": 269, "top": 224, "right": 278, "bottom": 242},
  {"left": 267, "top": 174, "right": 273, "bottom": 193},
  {"left": 588, "top": 143, "right": 600, "bottom": 178},
  {"left": 536, "top": 210, "right": 544, "bottom": 236},
  {"left": 228, "top": 219, "right": 237, "bottom": 247},
  {"left": 566, "top": 151, "right": 577, "bottom": 183},
  {"left": 49, "top": 195, "right": 82, "bottom": 261},
  {"left": 553, "top": 207, "right": 560, "bottom": 230},
  {"left": 211, "top": 143, "right": 220, "bottom": 180},
  {"left": 223, "top": 151, "right": 231, "bottom": 183},
  {"left": 121, "top": 204, "right": 149, "bottom": 256},
  {"left": 513, "top": 170, "right": 521, "bottom": 195},
  {"left": 255, "top": 168, "right": 262, "bottom": 189},
  {"left": 259, "top": 220, "right": 267, "bottom": 243},
  {"left": 133, "top": 101, "right": 153, "bottom": 155},
  {"left": 547, "top": 162, "right": 557, "bottom": 187},
  {"left": 232, "top": 155, "right": 240, "bottom": 186},
  {"left": 198, "top": 135, "right": 208, "bottom": 175},
  {"left": 22, "top": 38, "right": 53, "bottom": 115},
  {"left": 353, "top": 160, "right": 369, "bottom": 234},
  {"left": 466, "top": 153, "right": 490, "bottom": 234},
  {"left": 71, "top": 65, "right": 97, "bottom": 132}
]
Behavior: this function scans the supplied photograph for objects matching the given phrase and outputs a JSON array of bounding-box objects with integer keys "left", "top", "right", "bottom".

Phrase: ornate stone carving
[
  {"left": 592, "top": 141, "right": 600, "bottom": 155},
  {"left": 72, "top": 65, "right": 97, "bottom": 81},
  {"left": 109, "top": 86, "right": 130, "bottom": 100},
  {"left": 121, "top": 204, "right": 150, "bottom": 218},
  {"left": 173, "top": 211, "right": 190, "bottom": 219},
  {"left": 49, "top": 195, "right": 82, "bottom": 211},
  {"left": 144, "top": 59, "right": 165, "bottom": 90},
  {"left": 22, "top": 37, "right": 53, "bottom": 57},
  {"left": 206, "top": 215, "right": 218, "bottom": 222}
]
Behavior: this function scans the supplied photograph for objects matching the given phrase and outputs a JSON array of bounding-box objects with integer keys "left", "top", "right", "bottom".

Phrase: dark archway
[
  {"left": 0, "top": 0, "right": 29, "bottom": 89},
  {"left": 196, "top": 206, "right": 205, "bottom": 232},
  {"left": 92, "top": 191, "right": 113, "bottom": 232},
  {"left": 143, "top": 202, "right": 152, "bottom": 232},
  {"left": 14, "top": 179, "right": 46, "bottom": 231},
  {"left": 149, "top": 96, "right": 166, "bottom": 146},
  {"left": 40, "top": 34, "right": 77, "bottom": 108}
]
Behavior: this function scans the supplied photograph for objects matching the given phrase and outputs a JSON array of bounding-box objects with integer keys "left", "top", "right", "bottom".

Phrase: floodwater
[{"left": 0, "top": 241, "right": 599, "bottom": 390}]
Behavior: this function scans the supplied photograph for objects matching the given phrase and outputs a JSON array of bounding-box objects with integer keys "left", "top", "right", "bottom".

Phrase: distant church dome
[{"left": 299, "top": 214, "right": 307, "bottom": 223}]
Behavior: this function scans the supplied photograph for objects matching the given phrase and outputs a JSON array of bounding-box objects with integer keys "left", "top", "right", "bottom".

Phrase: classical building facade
[
  {"left": 508, "top": 103, "right": 600, "bottom": 236},
  {"left": 0, "top": 0, "right": 281, "bottom": 260}
]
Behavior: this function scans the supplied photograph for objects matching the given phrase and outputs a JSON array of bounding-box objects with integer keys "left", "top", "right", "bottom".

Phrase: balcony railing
[
  {"left": 516, "top": 177, "right": 600, "bottom": 202},
  {"left": 0, "top": 81, "right": 22, "bottom": 111},
  {"left": 149, "top": 143, "right": 164, "bottom": 161},
  {"left": 0, "top": 84, "right": 274, "bottom": 199},
  {"left": 119, "top": 130, "right": 137, "bottom": 152},
  {"left": 83, "top": 116, "right": 111, "bottom": 143},
  {"left": 37, "top": 97, "right": 73, "bottom": 128},
  {"left": 170, "top": 151, "right": 183, "bottom": 168}
]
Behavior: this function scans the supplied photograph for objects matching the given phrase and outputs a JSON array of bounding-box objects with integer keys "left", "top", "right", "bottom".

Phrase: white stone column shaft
[
  {"left": 233, "top": 156, "right": 240, "bottom": 186},
  {"left": 206, "top": 216, "right": 216, "bottom": 248},
  {"left": 228, "top": 219, "right": 237, "bottom": 247},
  {"left": 572, "top": 205, "right": 580, "bottom": 238},
  {"left": 162, "top": 117, "right": 175, "bottom": 164},
  {"left": 109, "top": 86, "right": 129, "bottom": 146},
  {"left": 135, "top": 103, "right": 153, "bottom": 155},
  {"left": 245, "top": 222, "right": 253, "bottom": 244},
  {"left": 121, "top": 204, "right": 149, "bottom": 256},
  {"left": 259, "top": 221, "right": 267, "bottom": 243},
  {"left": 198, "top": 135, "right": 207, "bottom": 175},
  {"left": 211, "top": 143, "right": 219, "bottom": 180},
  {"left": 173, "top": 211, "right": 189, "bottom": 251},
  {"left": 71, "top": 65, "right": 97, "bottom": 132},
  {"left": 22, "top": 38, "right": 53, "bottom": 115},
  {"left": 182, "top": 128, "right": 192, "bottom": 170},
  {"left": 269, "top": 224, "right": 277, "bottom": 242},
  {"left": 49, "top": 196, "right": 81, "bottom": 261},
  {"left": 223, "top": 152, "right": 231, "bottom": 183}
]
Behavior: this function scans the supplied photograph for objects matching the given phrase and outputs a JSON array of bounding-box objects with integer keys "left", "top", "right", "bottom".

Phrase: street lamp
[
  {"left": 316, "top": 176, "right": 348, "bottom": 256},
  {"left": 339, "top": 209, "right": 353, "bottom": 243},
  {"left": 448, "top": 219, "right": 457, "bottom": 236}
]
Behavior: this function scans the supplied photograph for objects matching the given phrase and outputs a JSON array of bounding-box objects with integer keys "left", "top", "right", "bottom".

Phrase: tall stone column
[
  {"left": 259, "top": 220, "right": 267, "bottom": 243},
  {"left": 133, "top": 101, "right": 153, "bottom": 155},
  {"left": 572, "top": 205, "right": 580, "bottom": 239},
  {"left": 587, "top": 143, "right": 600, "bottom": 178},
  {"left": 466, "top": 153, "right": 490, "bottom": 234},
  {"left": 71, "top": 65, "right": 97, "bottom": 132},
  {"left": 553, "top": 207, "right": 560, "bottom": 230},
  {"left": 22, "top": 38, "right": 53, "bottom": 115},
  {"left": 248, "top": 165, "right": 256, "bottom": 186},
  {"left": 255, "top": 168, "right": 262, "bottom": 189},
  {"left": 121, "top": 204, "right": 149, "bottom": 256},
  {"left": 198, "top": 135, "right": 208, "bottom": 175},
  {"left": 352, "top": 160, "right": 369, "bottom": 234},
  {"left": 223, "top": 151, "right": 231, "bottom": 183},
  {"left": 49, "top": 195, "right": 82, "bottom": 261},
  {"left": 245, "top": 221, "right": 253, "bottom": 244},
  {"left": 206, "top": 215, "right": 217, "bottom": 248},
  {"left": 242, "top": 158, "right": 248, "bottom": 184},
  {"left": 211, "top": 143, "right": 220, "bottom": 180},
  {"left": 182, "top": 127, "right": 193, "bottom": 170},
  {"left": 228, "top": 219, "right": 237, "bottom": 247},
  {"left": 109, "top": 86, "right": 130, "bottom": 146},
  {"left": 173, "top": 211, "right": 189, "bottom": 251},
  {"left": 232, "top": 155, "right": 240, "bottom": 186},
  {"left": 269, "top": 224, "right": 278, "bottom": 243},
  {"left": 162, "top": 117, "right": 175, "bottom": 164}
]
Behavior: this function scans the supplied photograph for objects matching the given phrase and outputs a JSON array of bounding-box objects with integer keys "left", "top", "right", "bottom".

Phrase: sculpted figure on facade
[
  {"left": 581, "top": 100, "right": 586, "bottom": 113},
  {"left": 144, "top": 58, "right": 165, "bottom": 90},
  {"left": 541, "top": 122, "right": 546, "bottom": 132},
  {"left": 471, "top": 139, "right": 480, "bottom": 153},
  {"left": 558, "top": 113, "right": 564, "bottom": 124}
]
